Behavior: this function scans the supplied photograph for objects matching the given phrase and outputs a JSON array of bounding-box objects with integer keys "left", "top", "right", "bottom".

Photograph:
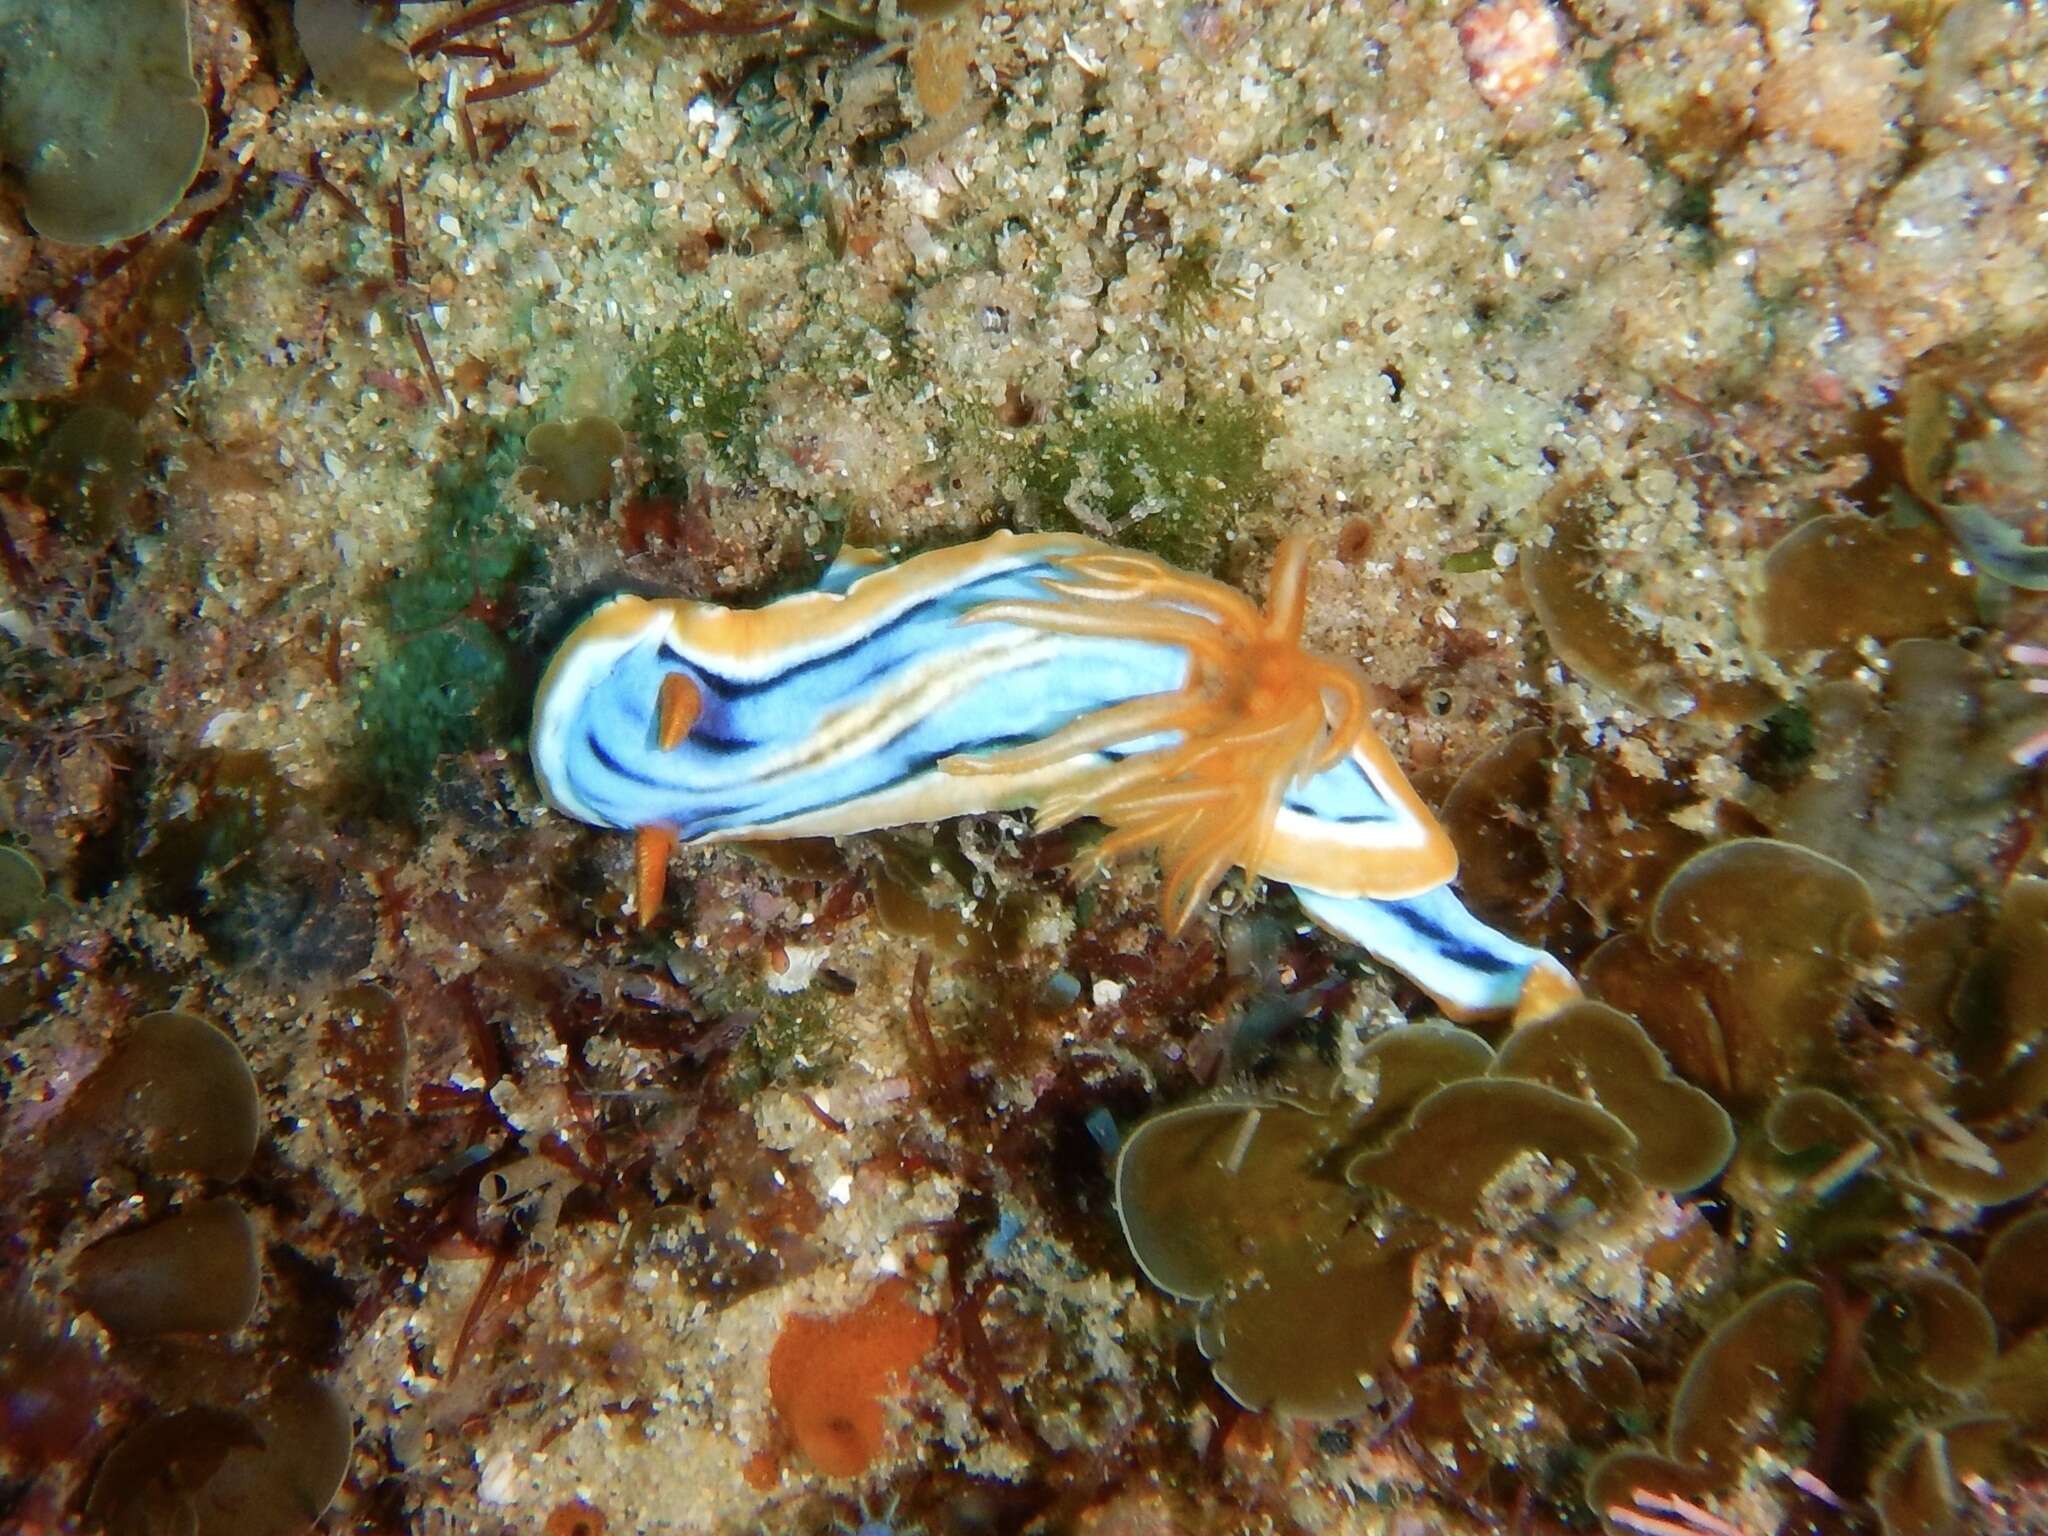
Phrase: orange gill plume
[{"left": 946, "top": 537, "right": 1371, "bottom": 931}]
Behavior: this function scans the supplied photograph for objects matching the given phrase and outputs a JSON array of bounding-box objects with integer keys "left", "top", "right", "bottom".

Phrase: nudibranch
[{"left": 532, "top": 530, "right": 1577, "bottom": 1020}]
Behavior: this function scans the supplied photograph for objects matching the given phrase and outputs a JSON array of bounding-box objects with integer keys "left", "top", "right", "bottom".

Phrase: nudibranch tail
[
  {"left": 1293, "top": 885, "right": 1581, "bottom": 1023},
  {"left": 953, "top": 536, "right": 1375, "bottom": 928}
]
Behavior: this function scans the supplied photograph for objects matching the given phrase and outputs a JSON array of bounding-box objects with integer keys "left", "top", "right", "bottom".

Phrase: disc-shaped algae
[
  {"left": 28, "top": 406, "right": 145, "bottom": 540},
  {"left": 1983, "top": 1329, "right": 2048, "bottom": 1445},
  {"left": 1113, "top": 1099, "right": 1353, "bottom": 1301},
  {"left": 1114, "top": 1096, "right": 1423, "bottom": 1420},
  {"left": 1873, "top": 1415, "right": 2019, "bottom": 1536},
  {"left": 0, "top": 0, "right": 208, "bottom": 245},
  {"left": 1348, "top": 1023, "right": 1495, "bottom": 1147},
  {"left": 0, "top": 845, "right": 45, "bottom": 928},
  {"left": 1866, "top": 1273, "right": 1997, "bottom": 1394},
  {"left": 1666, "top": 1279, "right": 1827, "bottom": 1475},
  {"left": 1951, "top": 877, "right": 2048, "bottom": 1123},
  {"left": 67, "top": 1011, "right": 261, "bottom": 1182},
  {"left": 1525, "top": 492, "right": 1773, "bottom": 724},
  {"left": 294, "top": 0, "right": 414, "bottom": 112},
  {"left": 1490, "top": 1002, "right": 1735, "bottom": 1192},
  {"left": 1755, "top": 510, "right": 1975, "bottom": 671},
  {"left": 1437, "top": 727, "right": 1555, "bottom": 930},
  {"left": 1585, "top": 1447, "right": 1719, "bottom": 1536},
  {"left": 1648, "top": 839, "right": 1880, "bottom": 1106},
  {"left": 1907, "top": 1114, "right": 2048, "bottom": 1205},
  {"left": 83, "top": 1379, "right": 350, "bottom": 1536},
  {"left": 194, "top": 1376, "right": 354, "bottom": 1536},
  {"left": 520, "top": 417, "right": 630, "bottom": 506},
  {"left": 1764, "top": 1084, "right": 1892, "bottom": 1163},
  {"left": 1345, "top": 1077, "right": 1637, "bottom": 1230},
  {"left": 73, "top": 1198, "right": 261, "bottom": 1338},
  {"left": 1194, "top": 1238, "right": 1420, "bottom": 1419},
  {"left": 1982, "top": 1208, "right": 2048, "bottom": 1341},
  {"left": 87, "top": 1406, "right": 264, "bottom": 1536}
]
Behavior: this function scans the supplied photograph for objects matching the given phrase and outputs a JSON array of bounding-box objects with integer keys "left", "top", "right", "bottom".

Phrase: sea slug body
[{"left": 532, "top": 530, "right": 1576, "bottom": 1020}]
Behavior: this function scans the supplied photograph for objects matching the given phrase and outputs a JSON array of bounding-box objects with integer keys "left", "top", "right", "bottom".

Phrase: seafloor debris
[
  {"left": 1456, "top": 0, "right": 1566, "bottom": 112},
  {"left": 1901, "top": 331, "right": 2048, "bottom": 590}
]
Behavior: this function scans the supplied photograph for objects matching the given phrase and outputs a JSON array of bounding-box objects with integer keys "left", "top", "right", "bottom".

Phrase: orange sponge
[{"left": 767, "top": 1280, "right": 939, "bottom": 1477}]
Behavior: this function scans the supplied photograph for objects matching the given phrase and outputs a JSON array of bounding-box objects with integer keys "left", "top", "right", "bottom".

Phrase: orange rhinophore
[{"left": 656, "top": 671, "right": 700, "bottom": 751}]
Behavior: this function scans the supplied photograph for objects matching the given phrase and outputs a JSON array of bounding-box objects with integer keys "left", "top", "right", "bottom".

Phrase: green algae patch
[
  {"left": 359, "top": 455, "right": 534, "bottom": 808},
  {"left": 381, "top": 464, "right": 537, "bottom": 634},
  {"left": 357, "top": 621, "right": 517, "bottom": 806},
  {"left": 0, "top": 0, "right": 206, "bottom": 245},
  {"left": 731, "top": 988, "right": 843, "bottom": 1098},
  {"left": 638, "top": 314, "right": 769, "bottom": 479},
  {"left": 1022, "top": 393, "right": 1275, "bottom": 571},
  {"left": 1162, "top": 237, "right": 1218, "bottom": 325}
]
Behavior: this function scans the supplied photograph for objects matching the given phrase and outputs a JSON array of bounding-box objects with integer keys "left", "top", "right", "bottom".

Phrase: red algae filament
[{"left": 767, "top": 1280, "right": 938, "bottom": 1477}]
